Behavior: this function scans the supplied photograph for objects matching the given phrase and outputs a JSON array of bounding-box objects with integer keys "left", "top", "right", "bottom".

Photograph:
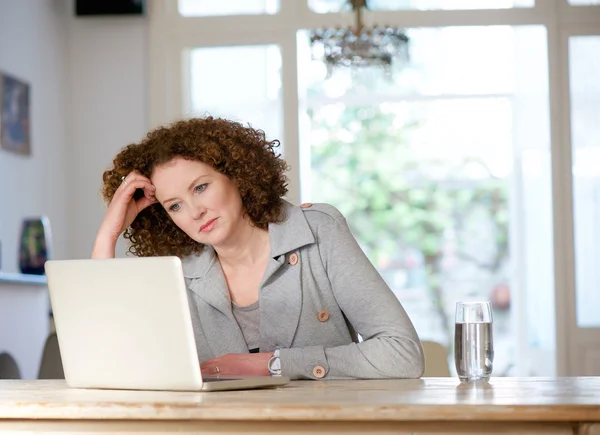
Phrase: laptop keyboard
[{"left": 202, "top": 377, "right": 243, "bottom": 382}]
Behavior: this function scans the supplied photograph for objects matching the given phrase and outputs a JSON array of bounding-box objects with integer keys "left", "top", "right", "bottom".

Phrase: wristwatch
[{"left": 267, "top": 349, "right": 282, "bottom": 377}]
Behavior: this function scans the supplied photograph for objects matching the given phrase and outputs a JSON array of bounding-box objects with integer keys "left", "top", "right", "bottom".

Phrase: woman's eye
[
  {"left": 169, "top": 203, "right": 180, "bottom": 212},
  {"left": 195, "top": 184, "right": 208, "bottom": 193}
]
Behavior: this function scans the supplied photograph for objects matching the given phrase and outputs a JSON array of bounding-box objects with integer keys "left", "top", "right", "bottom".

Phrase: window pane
[
  {"left": 308, "top": 0, "right": 533, "bottom": 13},
  {"left": 304, "top": 26, "right": 515, "bottom": 97},
  {"left": 188, "top": 45, "right": 283, "bottom": 153},
  {"left": 570, "top": 35, "right": 600, "bottom": 328},
  {"left": 179, "top": 0, "right": 279, "bottom": 17},
  {"left": 300, "top": 26, "right": 554, "bottom": 376},
  {"left": 568, "top": 0, "right": 600, "bottom": 5}
]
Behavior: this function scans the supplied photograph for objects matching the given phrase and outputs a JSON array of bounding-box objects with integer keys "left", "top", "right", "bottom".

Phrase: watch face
[
  {"left": 268, "top": 355, "right": 282, "bottom": 375},
  {"left": 272, "top": 358, "right": 281, "bottom": 371}
]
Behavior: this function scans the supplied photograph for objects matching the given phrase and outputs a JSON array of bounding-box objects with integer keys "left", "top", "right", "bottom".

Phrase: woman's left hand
[{"left": 201, "top": 353, "right": 272, "bottom": 377}]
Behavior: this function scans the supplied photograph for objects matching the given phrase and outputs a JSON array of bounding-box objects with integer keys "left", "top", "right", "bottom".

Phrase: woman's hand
[
  {"left": 92, "top": 171, "right": 157, "bottom": 258},
  {"left": 201, "top": 353, "right": 273, "bottom": 377}
]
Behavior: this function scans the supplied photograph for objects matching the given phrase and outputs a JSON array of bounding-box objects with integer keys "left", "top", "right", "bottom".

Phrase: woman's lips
[{"left": 200, "top": 218, "right": 218, "bottom": 232}]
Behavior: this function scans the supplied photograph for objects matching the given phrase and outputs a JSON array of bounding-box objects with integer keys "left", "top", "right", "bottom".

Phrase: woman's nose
[{"left": 190, "top": 203, "right": 206, "bottom": 220}]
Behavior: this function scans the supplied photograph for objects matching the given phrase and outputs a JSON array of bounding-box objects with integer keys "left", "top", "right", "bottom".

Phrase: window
[
  {"left": 568, "top": 0, "right": 600, "bottom": 5},
  {"left": 152, "top": 0, "right": 600, "bottom": 376},
  {"left": 300, "top": 26, "right": 552, "bottom": 375},
  {"left": 308, "top": 0, "right": 534, "bottom": 13},
  {"left": 187, "top": 45, "right": 283, "bottom": 153},
  {"left": 569, "top": 35, "right": 600, "bottom": 328},
  {"left": 178, "top": 0, "right": 279, "bottom": 17}
]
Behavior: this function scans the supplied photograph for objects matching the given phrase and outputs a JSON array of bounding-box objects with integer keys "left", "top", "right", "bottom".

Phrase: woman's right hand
[{"left": 92, "top": 172, "right": 157, "bottom": 258}]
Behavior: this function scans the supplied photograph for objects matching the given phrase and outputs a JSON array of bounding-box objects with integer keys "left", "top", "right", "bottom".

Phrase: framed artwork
[{"left": 0, "top": 72, "right": 30, "bottom": 155}]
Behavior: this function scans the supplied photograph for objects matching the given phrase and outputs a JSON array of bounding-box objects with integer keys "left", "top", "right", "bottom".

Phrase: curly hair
[{"left": 101, "top": 117, "right": 289, "bottom": 258}]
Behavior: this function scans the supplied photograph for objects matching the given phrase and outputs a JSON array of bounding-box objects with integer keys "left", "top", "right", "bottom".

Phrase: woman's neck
[{"left": 213, "top": 219, "right": 270, "bottom": 268}]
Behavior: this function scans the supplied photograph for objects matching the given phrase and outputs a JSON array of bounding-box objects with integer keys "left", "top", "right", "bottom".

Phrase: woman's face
[{"left": 151, "top": 157, "right": 245, "bottom": 247}]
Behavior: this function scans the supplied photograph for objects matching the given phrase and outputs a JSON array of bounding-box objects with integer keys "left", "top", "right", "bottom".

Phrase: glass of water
[{"left": 454, "top": 301, "right": 494, "bottom": 383}]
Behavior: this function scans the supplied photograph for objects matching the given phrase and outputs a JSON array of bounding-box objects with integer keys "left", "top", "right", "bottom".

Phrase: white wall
[
  {"left": 0, "top": 0, "right": 147, "bottom": 270},
  {"left": 67, "top": 2, "right": 148, "bottom": 259},
  {"left": 0, "top": 0, "right": 69, "bottom": 273}
]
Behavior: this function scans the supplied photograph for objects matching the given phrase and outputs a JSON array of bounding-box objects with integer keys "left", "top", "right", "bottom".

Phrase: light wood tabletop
[{"left": 0, "top": 377, "right": 599, "bottom": 434}]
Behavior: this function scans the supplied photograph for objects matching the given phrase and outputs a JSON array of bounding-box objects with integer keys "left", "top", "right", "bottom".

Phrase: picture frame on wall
[{"left": 0, "top": 71, "right": 30, "bottom": 155}]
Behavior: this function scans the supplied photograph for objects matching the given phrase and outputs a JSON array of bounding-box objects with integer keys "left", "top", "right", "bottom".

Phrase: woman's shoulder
[
  {"left": 294, "top": 202, "right": 346, "bottom": 224},
  {"left": 292, "top": 202, "right": 357, "bottom": 257},
  {"left": 289, "top": 202, "right": 351, "bottom": 241}
]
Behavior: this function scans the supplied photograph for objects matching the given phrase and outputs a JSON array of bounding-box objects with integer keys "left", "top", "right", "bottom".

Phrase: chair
[
  {"left": 37, "top": 332, "right": 65, "bottom": 379},
  {"left": 422, "top": 340, "right": 451, "bottom": 377},
  {"left": 0, "top": 352, "right": 21, "bottom": 379}
]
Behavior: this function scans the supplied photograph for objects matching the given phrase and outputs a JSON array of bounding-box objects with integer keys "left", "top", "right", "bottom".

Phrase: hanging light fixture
[{"left": 309, "top": 0, "right": 410, "bottom": 79}]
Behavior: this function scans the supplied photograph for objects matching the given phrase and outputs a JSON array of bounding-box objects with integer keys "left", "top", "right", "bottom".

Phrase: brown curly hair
[{"left": 101, "top": 117, "right": 289, "bottom": 258}]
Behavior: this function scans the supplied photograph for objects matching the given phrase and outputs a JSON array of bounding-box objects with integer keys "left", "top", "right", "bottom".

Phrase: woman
[{"left": 93, "top": 116, "right": 424, "bottom": 380}]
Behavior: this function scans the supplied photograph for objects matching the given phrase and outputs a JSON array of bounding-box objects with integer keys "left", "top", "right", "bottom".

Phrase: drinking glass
[{"left": 454, "top": 301, "right": 494, "bottom": 382}]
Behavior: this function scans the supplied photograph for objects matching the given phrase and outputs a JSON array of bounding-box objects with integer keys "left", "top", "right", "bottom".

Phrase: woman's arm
[
  {"left": 279, "top": 204, "right": 425, "bottom": 380},
  {"left": 92, "top": 171, "right": 157, "bottom": 259}
]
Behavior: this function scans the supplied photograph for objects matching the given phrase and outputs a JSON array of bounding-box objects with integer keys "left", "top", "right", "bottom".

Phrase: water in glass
[{"left": 455, "top": 301, "right": 494, "bottom": 382}]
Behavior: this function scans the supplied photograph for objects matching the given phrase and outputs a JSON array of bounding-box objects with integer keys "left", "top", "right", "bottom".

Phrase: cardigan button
[
  {"left": 312, "top": 365, "right": 326, "bottom": 378},
  {"left": 318, "top": 310, "right": 330, "bottom": 322},
  {"left": 288, "top": 252, "right": 299, "bottom": 265}
]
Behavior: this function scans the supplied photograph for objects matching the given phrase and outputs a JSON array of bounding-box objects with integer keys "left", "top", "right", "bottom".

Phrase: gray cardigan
[{"left": 181, "top": 201, "right": 424, "bottom": 380}]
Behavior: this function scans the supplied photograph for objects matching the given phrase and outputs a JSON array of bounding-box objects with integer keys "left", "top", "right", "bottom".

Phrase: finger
[
  {"left": 119, "top": 175, "right": 155, "bottom": 190},
  {"left": 200, "top": 360, "right": 220, "bottom": 373},
  {"left": 122, "top": 171, "right": 153, "bottom": 186},
  {"left": 201, "top": 366, "right": 222, "bottom": 376},
  {"left": 135, "top": 195, "right": 157, "bottom": 213},
  {"left": 117, "top": 179, "right": 155, "bottom": 199}
]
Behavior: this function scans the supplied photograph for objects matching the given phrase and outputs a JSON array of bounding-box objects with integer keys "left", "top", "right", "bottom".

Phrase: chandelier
[{"left": 309, "top": 0, "right": 410, "bottom": 78}]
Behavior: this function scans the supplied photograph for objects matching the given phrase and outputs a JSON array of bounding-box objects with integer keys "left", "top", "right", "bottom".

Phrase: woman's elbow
[
  {"left": 373, "top": 337, "right": 425, "bottom": 379},
  {"left": 397, "top": 338, "right": 425, "bottom": 379},
  {"left": 406, "top": 355, "right": 425, "bottom": 378}
]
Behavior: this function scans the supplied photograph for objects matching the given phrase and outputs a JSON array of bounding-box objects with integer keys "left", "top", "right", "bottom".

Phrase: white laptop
[{"left": 44, "top": 256, "right": 290, "bottom": 391}]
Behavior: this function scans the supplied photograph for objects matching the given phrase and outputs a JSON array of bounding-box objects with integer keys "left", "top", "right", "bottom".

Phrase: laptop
[{"left": 44, "top": 256, "right": 290, "bottom": 391}]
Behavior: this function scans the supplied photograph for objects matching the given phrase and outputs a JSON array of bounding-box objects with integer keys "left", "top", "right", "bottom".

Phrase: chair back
[
  {"left": 38, "top": 332, "right": 65, "bottom": 379},
  {"left": 0, "top": 352, "right": 21, "bottom": 379},
  {"left": 422, "top": 340, "right": 451, "bottom": 377}
]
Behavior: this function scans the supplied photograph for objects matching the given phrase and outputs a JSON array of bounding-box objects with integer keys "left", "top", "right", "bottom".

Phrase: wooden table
[{"left": 0, "top": 377, "right": 599, "bottom": 434}]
